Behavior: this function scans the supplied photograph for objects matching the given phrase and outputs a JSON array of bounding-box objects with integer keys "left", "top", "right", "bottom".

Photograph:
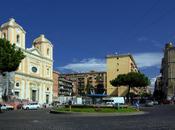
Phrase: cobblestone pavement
[{"left": 0, "top": 105, "right": 175, "bottom": 130}]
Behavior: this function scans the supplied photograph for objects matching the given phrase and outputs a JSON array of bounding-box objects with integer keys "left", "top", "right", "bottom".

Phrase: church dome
[
  {"left": 33, "top": 34, "right": 52, "bottom": 45},
  {"left": 1, "top": 18, "right": 26, "bottom": 33}
]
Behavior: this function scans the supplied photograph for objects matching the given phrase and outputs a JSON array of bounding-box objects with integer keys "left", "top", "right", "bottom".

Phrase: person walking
[{"left": 135, "top": 99, "right": 140, "bottom": 111}]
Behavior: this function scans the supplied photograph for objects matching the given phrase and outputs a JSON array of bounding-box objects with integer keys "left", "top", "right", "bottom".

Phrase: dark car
[{"left": 162, "top": 100, "right": 171, "bottom": 104}]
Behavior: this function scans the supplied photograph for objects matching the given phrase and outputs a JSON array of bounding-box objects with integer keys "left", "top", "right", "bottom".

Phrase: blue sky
[{"left": 1, "top": 0, "right": 175, "bottom": 83}]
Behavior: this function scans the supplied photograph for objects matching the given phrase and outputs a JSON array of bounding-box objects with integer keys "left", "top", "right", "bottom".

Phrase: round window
[
  {"left": 16, "top": 82, "right": 20, "bottom": 87},
  {"left": 32, "top": 66, "right": 38, "bottom": 73}
]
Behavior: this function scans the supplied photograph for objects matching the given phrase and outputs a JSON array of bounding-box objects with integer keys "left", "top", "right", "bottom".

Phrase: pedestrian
[
  {"left": 68, "top": 99, "right": 72, "bottom": 111},
  {"left": 135, "top": 100, "right": 140, "bottom": 111}
]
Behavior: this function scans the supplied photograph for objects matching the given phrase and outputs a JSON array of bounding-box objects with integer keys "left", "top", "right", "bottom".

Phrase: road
[{"left": 0, "top": 105, "right": 175, "bottom": 130}]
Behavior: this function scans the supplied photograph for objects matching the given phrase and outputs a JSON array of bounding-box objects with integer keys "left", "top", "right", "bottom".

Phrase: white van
[{"left": 103, "top": 97, "right": 125, "bottom": 105}]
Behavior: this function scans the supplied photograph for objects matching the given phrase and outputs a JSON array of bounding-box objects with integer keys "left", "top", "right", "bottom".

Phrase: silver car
[{"left": 145, "top": 100, "right": 154, "bottom": 107}]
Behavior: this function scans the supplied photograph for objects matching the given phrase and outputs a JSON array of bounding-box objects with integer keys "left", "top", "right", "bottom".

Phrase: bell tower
[
  {"left": 33, "top": 34, "right": 53, "bottom": 60},
  {"left": 0, "top": 18, "right": 26, "bottom": 49}
]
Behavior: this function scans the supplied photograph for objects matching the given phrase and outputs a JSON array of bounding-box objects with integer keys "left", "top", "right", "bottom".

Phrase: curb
[
  {"left": 50, "top": 110, "right": 73, "bottom": 114},
  {"left": 49, "top": 110, "right": 148, "bottom": 116}
]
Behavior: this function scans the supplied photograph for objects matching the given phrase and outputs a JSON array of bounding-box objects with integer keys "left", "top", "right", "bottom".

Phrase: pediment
[{"left": 28, "top": 48, "right": 42, "bottom": 56}]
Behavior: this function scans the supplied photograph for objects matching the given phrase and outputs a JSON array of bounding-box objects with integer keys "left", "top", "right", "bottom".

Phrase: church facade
[{"left": 0, "top": 18, "right": 53, "bottom": 104}]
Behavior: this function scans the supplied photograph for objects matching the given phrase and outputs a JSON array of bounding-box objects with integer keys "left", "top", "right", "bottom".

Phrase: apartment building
[
  {"left": 58, "top": 77, "right": 73, "bottom": 96},
  {"left": 161, "top": 43, "right": 175, "bottom": 99},
  {"left": 61, "top": 71, "right": 107, "bottom": 96},
  {"left": 106, "top": 54, "right": 139, "bottom": 96}
]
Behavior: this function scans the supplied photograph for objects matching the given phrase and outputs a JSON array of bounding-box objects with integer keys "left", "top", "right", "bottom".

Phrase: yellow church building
[{"left": 0, "top": 18, "right": 53, "bottom": 104}]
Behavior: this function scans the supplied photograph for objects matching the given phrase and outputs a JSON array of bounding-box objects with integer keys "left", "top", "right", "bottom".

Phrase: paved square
[{"left": 0, "top": 105, "right": 175, "bottom": 130}]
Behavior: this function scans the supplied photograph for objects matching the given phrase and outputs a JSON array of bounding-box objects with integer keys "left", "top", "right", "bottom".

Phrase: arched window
[
  {"left": 47, "top": 48, "right": 49, "bottom": 55},
  {"left": 17, "top": 35, "right": 20, "bottom": 43}
]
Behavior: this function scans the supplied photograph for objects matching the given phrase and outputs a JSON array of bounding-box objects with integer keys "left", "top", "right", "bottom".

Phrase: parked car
[
  {"left": 0, "top": 104, "right": 14, "bottom": 111},
  {"left": 145, "top": 100, "right": 154, "bottom": 107},
  {"left": 6, "top": 104, "right": 14, "bottom": 110},
  {"left": 0, "top": 104, "right": 6, "bottom": 112},
  {"left": 153, "top": 101, "right": 159, "bottom": 105},
  {"left": 22, "top": 102, "right": 40, "bottom": 110},
  {"left": 162, "top": 100, "right": 171, "bottom": 104}
]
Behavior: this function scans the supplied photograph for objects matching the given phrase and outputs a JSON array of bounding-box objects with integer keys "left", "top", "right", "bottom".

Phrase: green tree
[
  {"left": 110, "top": 74, "right": 127, "bottom": 97},
  {"left": 0, "top": 38, "right": 25, "bottom": 101},
  {"left": 110, "top": 72, "right": 150, "bottom": 102},
  {"left": 0, "top": 38, "right": 25, "bottom": 73},
  {"left": 140, "top": 92, "right": 151, "bottom": 98},
  {"left": 85, "top": 83, "right": 94, "bottom": 95}
]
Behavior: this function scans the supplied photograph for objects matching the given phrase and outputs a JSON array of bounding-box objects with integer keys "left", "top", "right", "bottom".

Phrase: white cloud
[
  {"left": 59, "top": 58, "right": 106, "bottom": 73},
  {"left": 133, "top": 52, "right": 163, "bottom": 68},
  {"left": 59, "top": 52, "right": 163, "bottom": 73}
]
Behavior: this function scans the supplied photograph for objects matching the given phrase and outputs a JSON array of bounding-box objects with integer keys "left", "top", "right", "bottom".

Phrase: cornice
[{"left": 15, "top": 72, "right": 53, "bottom": 83}]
